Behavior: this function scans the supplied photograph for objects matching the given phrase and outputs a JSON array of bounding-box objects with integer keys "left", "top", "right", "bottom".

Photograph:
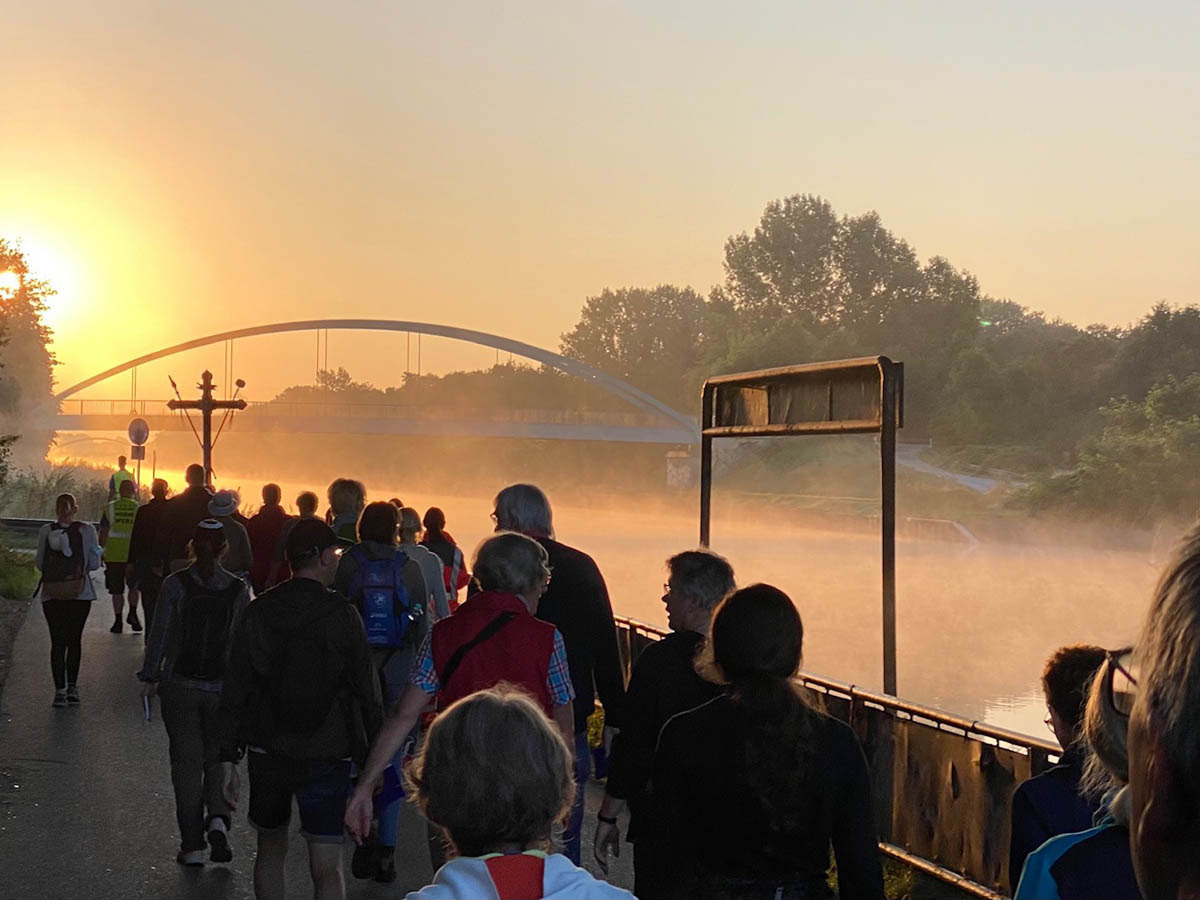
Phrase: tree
[
  {"left": 0, "top": 240, "right": 57, "bottom": 466},
  {"left": 560, "top": 285, "right": 708, "bottom": 409}
]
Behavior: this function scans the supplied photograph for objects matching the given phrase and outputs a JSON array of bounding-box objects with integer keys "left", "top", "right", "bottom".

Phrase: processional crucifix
[{"left": 168, "top": 370, "right": 247, "bottom": 488}]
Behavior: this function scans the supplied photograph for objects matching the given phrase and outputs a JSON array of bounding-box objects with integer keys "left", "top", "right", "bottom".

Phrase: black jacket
[
  {"left": 533, "top": 537, "right": 626, "bottom": 732},
  {"left": 127, "top": 496, "right": 168, "bottom": 569},
  {"left": 1009, "top": 745, "right": 1101, "bottom": 889},
  {"left": 157, "top": 485, "right": 214, "bottom": 565},
  {"left": 652, "top": 694, "right": 884, "bottom": 900},
  {"left": 218, "top": 577, "right": 382, "bottom": 763},
  {"left": 605, "top": 630, "right": 720, "bottom": 840}
]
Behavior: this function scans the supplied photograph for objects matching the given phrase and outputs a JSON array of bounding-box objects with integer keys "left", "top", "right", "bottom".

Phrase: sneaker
[
  {"left": 65, "top": 685, "right": 80, "bottom": 705},
  {"left": 176, "top": 849, "right": 205, "bottom": 866},
  {"left": 207, "top": 827, "right": 232, "bottom": 863},
  {"left": 109, "top": 618, "right": 123, "bottom": 634},
  {"left": 351, "top": 832, "right": 379, "bottom": 880},
  {"left": 52, "top": 690, "right": 67, "bottom": 708},
  {"left": 127, "top": 611, "right": 143, "bottom": 633}
]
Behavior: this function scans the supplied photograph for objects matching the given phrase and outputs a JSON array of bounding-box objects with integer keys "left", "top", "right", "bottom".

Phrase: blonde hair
[
  {"left": 407, "top": 686, "right": 574, "bottom": 857},
  {"left": 1081, "top": 653, "right": 1130, "bottom": 799}
]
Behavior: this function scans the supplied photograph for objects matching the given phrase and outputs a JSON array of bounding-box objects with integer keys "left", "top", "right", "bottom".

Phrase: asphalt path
[{"left": 0, "top": 572, "right": 632, "bottom": 899}]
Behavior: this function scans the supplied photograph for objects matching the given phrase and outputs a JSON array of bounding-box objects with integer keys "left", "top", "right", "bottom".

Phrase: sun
[
  {"left": 9, "top": 234, "right": 81, "bottom": 331},
  {"left": 0, "top": 270, "right": 20, "bottom": 294}
]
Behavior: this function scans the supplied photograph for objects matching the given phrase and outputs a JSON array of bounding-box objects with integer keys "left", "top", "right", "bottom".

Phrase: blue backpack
[{"left": 346, "top": 546, "right": 423, "bottom": 648}]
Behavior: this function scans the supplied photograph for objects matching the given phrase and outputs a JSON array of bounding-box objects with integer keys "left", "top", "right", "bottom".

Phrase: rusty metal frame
[{"left": 699, "top": 356, "right": 904, "bottom": 694}]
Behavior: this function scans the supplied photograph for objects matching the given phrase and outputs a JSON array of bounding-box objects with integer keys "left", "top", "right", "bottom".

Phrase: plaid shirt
[{"left": 410, "top": 627, "right": 575, "bottom": 707}]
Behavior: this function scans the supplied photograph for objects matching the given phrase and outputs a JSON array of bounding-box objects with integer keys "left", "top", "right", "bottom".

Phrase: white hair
[{"left": 493, "top": 484, "right": 553, "bottom": 538}]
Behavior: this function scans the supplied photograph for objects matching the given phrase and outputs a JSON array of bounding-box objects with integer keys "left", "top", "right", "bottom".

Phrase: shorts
[
  {"left": 104, "top": 562, "right": 128, "bottom": 594},
  {"left": 247, "top": 752, "right": 352, "bottom": 843}
]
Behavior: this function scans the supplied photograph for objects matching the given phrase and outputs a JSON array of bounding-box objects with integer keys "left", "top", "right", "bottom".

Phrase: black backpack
[
  {"left": 172, "top": 575, "right": 244, "bottom": 681},
  {"left": 265, "top": 599, "right": 345, "bottom": 734},
  {"left": 40, "top": 523, "right": 87, "bottom": 600}
]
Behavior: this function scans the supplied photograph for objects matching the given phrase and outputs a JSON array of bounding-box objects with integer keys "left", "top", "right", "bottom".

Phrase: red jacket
[
  {"left": 430, "top": 590, "right": 556, "bottom": 714},
  {"left": 245, "top": 505, "right": 291, "bottom": 594}
]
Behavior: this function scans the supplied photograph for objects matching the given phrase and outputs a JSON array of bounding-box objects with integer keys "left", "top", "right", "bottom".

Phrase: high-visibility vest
[
  {"left": 111, "top": 468, "right": 134, "bottom": 496},
  {"left": 104, "top": 497, "right": 139, "bottom": 563}
]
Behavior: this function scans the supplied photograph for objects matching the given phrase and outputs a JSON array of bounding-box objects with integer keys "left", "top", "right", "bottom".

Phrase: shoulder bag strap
[{"left": 438, "top": 611, "right": 518, "bottom": 688}]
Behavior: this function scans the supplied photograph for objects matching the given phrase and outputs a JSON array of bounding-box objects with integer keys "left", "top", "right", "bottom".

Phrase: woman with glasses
[
  {"left": 1008, "top": 644, "right": 1107, "bottom": 888},
  {"left": 1014, "top": 648, "right": 1142, "bottom": 900}
]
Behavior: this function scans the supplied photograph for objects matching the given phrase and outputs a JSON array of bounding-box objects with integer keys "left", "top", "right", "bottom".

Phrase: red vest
[{"left": 430, "top": 591, "right": 556, "bottom": 714}]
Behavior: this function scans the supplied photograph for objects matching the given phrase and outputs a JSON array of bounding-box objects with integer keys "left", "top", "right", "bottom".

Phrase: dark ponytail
[
  {"left": 423, "top": 507, "right": 447, "bottom": 543},
  {"left": 188, "top": 520, "right": 228, "bottom": 580},
  {"left": 698, "top": 584, "right": 822, "bottom": 832}
]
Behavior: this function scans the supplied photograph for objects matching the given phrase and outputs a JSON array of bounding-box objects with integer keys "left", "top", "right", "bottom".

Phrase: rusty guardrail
[{"left": 613, "top": 615, "right": 1053, "bottom": 899}]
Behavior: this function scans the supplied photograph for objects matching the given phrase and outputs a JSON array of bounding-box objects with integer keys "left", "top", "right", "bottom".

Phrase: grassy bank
[{"left": 0, "top": 547, "right": 37, "bottom": 702}]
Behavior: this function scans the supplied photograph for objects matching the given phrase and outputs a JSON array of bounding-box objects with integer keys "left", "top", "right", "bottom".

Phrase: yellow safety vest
[
  {"left": 111, "top": 468, "right": 135, "bottom": 496},
  {"left": 104, "top": 497, "right": 139, "bottom": 563}
]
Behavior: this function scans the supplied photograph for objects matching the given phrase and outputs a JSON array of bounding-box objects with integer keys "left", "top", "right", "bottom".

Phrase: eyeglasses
[
  {"left": 1105, "top": 647, "right": 1139, "bottom": 717},
  {"left": 662, "top": 582, "right": 672, "bottom": 595},
  {"left": 1043, "top": 713, "right": 1055, "bottom": 735}
]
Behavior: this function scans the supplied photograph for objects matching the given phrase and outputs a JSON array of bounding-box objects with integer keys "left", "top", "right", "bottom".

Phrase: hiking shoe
[
  {"left": 127, "top": 611, "right": 143, "bottom": 633},
  {"left": 207, "top": 827, "right": 232, "bottom": 863},
  {"left": 375, "top": 849, "right": 396, "bottom": 884},
  {"left": 65, "top": 685, "right": 80, "bottom": 704},
  {"left": 176, "top": 848, "right": 205, "bottom": 866},
  {"left": 52, "top": 690, "right": 68, "bottom": 708},
  {"left": 109, "top": 618, "right": 123, "bottom": 634},
  {"left": 351, "top": 833, "right": 379, "bottom": 880}
]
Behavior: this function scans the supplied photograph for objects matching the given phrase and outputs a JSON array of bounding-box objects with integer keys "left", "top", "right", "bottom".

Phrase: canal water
[{"left": 133, "top": 468, "right": 1163, "bottom": 740}]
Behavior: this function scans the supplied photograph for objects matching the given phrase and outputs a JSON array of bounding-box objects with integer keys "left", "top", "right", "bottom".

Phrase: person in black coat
[
  {"left": 594, "top": 549, "right": 735, "bottom": 899},
  {"left": 651, "top": 584, "right": 883, "bottom": 900},
  {"left": 1008, "top": 644, "right": 1107, "bottom": 890}
]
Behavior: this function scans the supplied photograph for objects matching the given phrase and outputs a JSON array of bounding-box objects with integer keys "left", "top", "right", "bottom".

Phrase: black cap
[{"left": 286, "top": 519, "right": 352, "bottom": 566}]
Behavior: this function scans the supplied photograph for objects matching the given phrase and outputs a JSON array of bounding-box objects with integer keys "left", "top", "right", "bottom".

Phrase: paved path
[{"left": 0, "top": 573, "right": 632, "bottom": 899}]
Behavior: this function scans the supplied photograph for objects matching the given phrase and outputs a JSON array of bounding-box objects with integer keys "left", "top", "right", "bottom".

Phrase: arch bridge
[{"left": 52, "top": 319, "right": 698, "bottom": 445}]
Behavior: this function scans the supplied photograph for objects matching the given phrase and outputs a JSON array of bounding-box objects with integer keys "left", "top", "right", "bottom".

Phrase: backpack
[
  {"left": 346, "top": 546, "right": 423, "bottom": 648},
  {"left": 172, "top": 574, "right": 243, "bottom": 681},
  {"left": 41, "top": 523, "right": 86, "bottom": 600},
  {"left": 265, "top": 598, "right": 345, "bottom": 734}
]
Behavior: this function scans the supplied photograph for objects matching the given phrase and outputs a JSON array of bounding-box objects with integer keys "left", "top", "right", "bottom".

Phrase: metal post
[
  {"left": 880, "top": 361, "right": 898, "bottom": 695},
  {"left": 201, "top": 370, "right": 214, "bottom": 488},
  {"left": 699, "top": 385, "right": 714, "bottom": 547}
]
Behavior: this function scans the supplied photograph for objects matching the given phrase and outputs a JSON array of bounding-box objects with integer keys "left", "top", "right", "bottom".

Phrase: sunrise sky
[{"left": 3, "top": 0, "right": 1198, "bottom": 400}]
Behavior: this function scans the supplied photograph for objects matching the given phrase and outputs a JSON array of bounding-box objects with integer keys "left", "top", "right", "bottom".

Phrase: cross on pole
[{"left": 167, "top": 370, "right": 246, "bottom": 488}]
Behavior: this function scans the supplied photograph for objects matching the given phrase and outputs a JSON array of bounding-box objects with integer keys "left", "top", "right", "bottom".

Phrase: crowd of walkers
[{"left": 30, "top": 459, "right": 1200, "bottom": 900}]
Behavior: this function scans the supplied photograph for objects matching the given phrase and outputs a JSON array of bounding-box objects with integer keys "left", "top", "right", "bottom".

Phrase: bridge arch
[{"left": 55, "top": 319, "right": 696, "bottom": 433}]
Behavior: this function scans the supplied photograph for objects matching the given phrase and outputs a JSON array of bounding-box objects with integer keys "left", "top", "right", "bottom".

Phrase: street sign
[
  {"left": 128, "top": 418, "right": 150, "bottom": 446},
  {"left": 130, "top": 445, "right": 146, "bottom": 460}
]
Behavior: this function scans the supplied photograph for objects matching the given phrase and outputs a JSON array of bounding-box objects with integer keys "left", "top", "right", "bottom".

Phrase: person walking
[
  {"left": 398, "top": 507, "right": 450, "bottom": 621},
  {"left": 419, "top": 507, "right": 470, "bottom": 612},
  {"left": 208, "top": 490, "right": 253, "bottom": 580},
  {"left": 98, "top": 478, "right": 142, "bottom": 634},
  {"left": 138, "top": 520, "right": 251, "bottom": 866},
  {"left": 332, "top": 501, "right": 429, "bottom": 883},
  {"left": 218, "top": 519, "right": 381, "bottom": 900},
  {"left": 326, "top": 478, "right": 365, "bottom": 542},
  {"left": 651, "top": 584, "right": 884, "bottom": 900},
  {"left": 245, "top": 484, "right": 292, "bottom": 595},
  {"left": 594, "top": 550, "right": 734, "bottom": 898},
  {"left": 128, "top": 478, "right": 170, "bottom": 639},
  {"left": 345, "top": 533, "right": 576, "bottom": 859},
  {"left": 107, "top": 455, "right": 135, "bottom": 502},
  {"left": 265, "top": 490, "right": 319, "bottom": 588},
  {"left": 404, "top": 688, "right": 634, "bottom": 900},
  {"left": 34, "top": 493, "right": 102, "bottom": 707},
  {"left": 492, "top": 483, "right": 626, "bottom": 865},
  {"left": 159, "top": 464, "right": 213, "bottom": 573}
]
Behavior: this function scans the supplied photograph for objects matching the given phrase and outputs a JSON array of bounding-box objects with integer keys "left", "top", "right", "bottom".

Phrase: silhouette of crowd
[{"left": 31, "top": 460, "right": 1200, "bottom": 900}]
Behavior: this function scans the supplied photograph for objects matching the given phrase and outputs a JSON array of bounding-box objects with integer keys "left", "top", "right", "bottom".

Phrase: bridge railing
[
  {"left": 58, "top": 399, "right": 673, "bottom": 428},
  {"left": 613, "top": 615, "right": 1054, "bottom": 899}
]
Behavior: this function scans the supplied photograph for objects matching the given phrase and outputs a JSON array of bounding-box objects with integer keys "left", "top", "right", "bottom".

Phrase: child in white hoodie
[{"left": 403, "top": 687, "right": 635, "bottom": 900}]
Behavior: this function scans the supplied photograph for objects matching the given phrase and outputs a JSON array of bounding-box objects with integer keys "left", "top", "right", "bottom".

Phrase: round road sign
[{"left": 128, "top": 418, "right": 150, "bottom": 446}]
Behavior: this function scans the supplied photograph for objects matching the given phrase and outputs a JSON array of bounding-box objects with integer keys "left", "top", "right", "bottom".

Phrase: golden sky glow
[{"left": 3, "top": 1, "right": 1198, "bottom": 401}]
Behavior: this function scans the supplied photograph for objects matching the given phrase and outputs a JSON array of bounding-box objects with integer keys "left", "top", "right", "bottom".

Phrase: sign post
[
  {"left": 699, "top": 356, "right": 904, "bottom": 695},
  {"left": 167, "top": 371, "right": 247, "bottom": 488},
  {"left": 128, "top": 417, "right": 150, "bottom": 493}
]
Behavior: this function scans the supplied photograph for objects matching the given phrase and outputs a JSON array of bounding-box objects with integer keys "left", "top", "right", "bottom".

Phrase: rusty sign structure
[{"left": 699, "top": 356, "right": 904, "bottom": 694}]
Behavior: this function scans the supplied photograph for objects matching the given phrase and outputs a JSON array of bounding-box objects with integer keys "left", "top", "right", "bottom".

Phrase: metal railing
[{"left": 613, "top": 615, "right": 1054, "bottom": 899}]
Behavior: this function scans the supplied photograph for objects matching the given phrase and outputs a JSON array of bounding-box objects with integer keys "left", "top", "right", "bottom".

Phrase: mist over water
[{"left": 135, "top": 461, "right": 1159, "bottom": 740}]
